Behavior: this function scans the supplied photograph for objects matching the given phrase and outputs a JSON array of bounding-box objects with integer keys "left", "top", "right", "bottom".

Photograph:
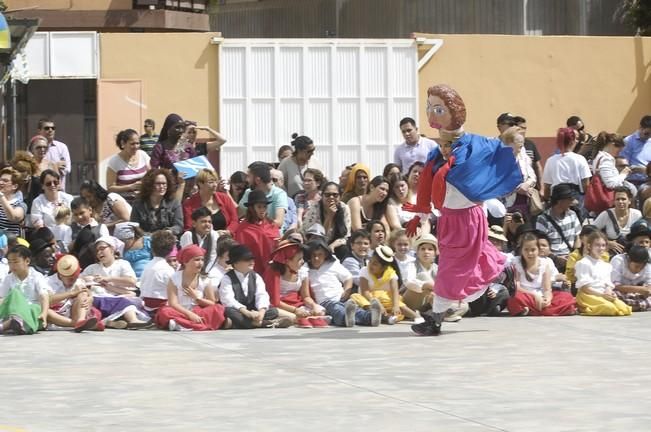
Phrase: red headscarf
[
  {"left": 177, "top": 244, "right": 206, "bottom": 266},
  {"left": 262, "top": 241, "right": 302, "bottom": 307}
]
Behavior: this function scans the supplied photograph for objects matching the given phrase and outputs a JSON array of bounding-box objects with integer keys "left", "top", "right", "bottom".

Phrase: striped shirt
[
  {"left": 535, "top": 209, "right": 581, "bottom": 256},
  {"left": 139, "top": 133, "right": 159, "bottom": 156},
  {"left": 107, "top": 150, "right": 150, "bottom": 202},
  {"left": 0, "top": 195, "right": 27, "bottom": 236}
]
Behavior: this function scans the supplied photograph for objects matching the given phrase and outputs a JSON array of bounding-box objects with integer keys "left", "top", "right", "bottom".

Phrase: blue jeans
[{"left": 320, "top": 300, "right": 372, "bottom": 327}]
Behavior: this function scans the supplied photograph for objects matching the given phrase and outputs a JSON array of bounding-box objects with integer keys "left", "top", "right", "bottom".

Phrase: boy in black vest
[{"left": 218, "top": 244, "right": 292, "bottom": 329}]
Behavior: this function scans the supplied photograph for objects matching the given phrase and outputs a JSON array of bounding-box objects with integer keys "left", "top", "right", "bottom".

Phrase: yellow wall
[
  {"left": 417, "top": 34, "right": 651, "bottom": 143},
  {"left": 98, "top": 32, "right": 220, "bottom": 169}
]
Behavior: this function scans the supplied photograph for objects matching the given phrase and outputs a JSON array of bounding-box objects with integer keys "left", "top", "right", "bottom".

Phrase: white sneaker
[
  {"left": 168, "top": 319, "right": 192, "bottom": 332},
  {"left": 413, "top": 316, "right": 426, "bottom": 324},
  {"left": 386, "top": 315, "right": 398, "bottom": 325}
]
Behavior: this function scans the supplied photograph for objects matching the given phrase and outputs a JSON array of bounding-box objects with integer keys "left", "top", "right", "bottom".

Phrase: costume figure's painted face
[{"left": 427, "top": 95, "right": 453, "bottom": 130}]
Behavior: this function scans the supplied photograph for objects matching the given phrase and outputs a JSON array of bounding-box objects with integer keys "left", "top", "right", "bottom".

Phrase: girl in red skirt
[
  {"left": 155, "top": 244, "right": 229, "bottom": 331},
  {"left": 508, "top": 233, "right": 577, "bottom": 316},
  {"left": 263, "top": 239, "right": 329, "bottom": 328}
]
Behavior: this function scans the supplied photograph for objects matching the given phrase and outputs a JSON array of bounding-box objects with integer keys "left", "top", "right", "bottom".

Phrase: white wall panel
[
  {"left": 220, "top": 39, "right": 418, "bottom": 179},
  {"left": 222, "top": 47, "right": 246, "bottom": 98},
  {"left": 26, "top": 32, "right": 98, "bottom": 79}
]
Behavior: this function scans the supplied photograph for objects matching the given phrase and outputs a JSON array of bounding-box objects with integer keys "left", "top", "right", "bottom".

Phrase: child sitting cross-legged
[
  {"left": 155, "top": 244, "right": 229, "bottom": 331},
  {"left": 351, "top": 245, "right": 422, "bottom": 324},
  {"left": 610, "top": 245, "right": 651, "bottom": 312},
  {"left": 575, "top": 231, "right": 632, "bottom": 316},
  {"left": 306, "top": 238, "right": 382, "bottom": 327},
  {"left": 262, "top": 239, "right": 330, "bottom": 328},
  {"left": 219, "top": 244, "right": 292, "bottom": 329}
]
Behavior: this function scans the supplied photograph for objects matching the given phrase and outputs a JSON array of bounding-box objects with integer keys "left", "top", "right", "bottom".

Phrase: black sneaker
[
  {"left": 411, "top": 313, "right": 442, "bottom": 336},
  {"left": 9, "top": 317, "right": 25, "bottom": 335}
]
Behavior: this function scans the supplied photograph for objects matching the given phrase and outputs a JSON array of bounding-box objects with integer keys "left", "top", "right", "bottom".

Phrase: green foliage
[{"left": 616, "top": 0, "right": 651, "bottom": 35}]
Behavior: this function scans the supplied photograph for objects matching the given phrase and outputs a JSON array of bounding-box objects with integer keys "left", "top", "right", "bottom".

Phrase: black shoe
[
  {"left": 411, "top": 313, "right": 442, "bottom": 336},
  {"left": 9, "top": 317, "right": 25, "bottom": 335}
]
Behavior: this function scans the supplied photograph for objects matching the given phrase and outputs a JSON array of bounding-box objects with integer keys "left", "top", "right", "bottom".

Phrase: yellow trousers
[
  {"left": 576, "top": 291, "right": 632, "bottom": 316},
  {"left": 350, "top": 291, "right": 405, "bottom": 321}
]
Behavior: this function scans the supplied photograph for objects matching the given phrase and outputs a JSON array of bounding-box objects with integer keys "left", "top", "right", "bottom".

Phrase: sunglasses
[
  {"left": 45, "top": 180, "right": 59, "bottom": 187},
  {"left": 43, "top": 126, "right": 56, "bottom": 131}
]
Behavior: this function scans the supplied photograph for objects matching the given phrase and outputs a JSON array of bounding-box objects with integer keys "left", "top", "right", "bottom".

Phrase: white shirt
[
  {"left": 218, "top": 270, "right": 270, "bottom": 310},
  {"left": 0, "top": 268, "right": 50, "bottom": 303},
  {"left": 30, "top": 192, "right": 74, "bottom": 230},
  {"left": 140, "top": 257, "right": 175, "bottom": 299},
  {"left": 504, "top": 147, "right": 537, "bottom": 208},
  {"left": 278, "top": 156, "right": 322, "bottom": 198},
  {"left": 81, "top": 259, "right": 136, "bottom": 297},
  {"left": 170, "top": 270, "right": 210, "bottom": 309},
  {"left": 575, "top": 255, "right": 614, "bottom": 293},
  {"left": 308, "top": 260, "right": 352, "bottom": 304},
  {"left": 51, "top": 224, "right": 73, "bottom": 245},
  {"left": 45, "top": 139, "right": 71, "bottom": 191},
  {"left": 610, "top": 254, "right": 651, "bottom": 287},
  {"left": 180, "top": 230, "right": 219, "bottom": 271},
  {"left": 593, "top": 209, "right": 642, "bottom": 240},
  {"left": 394, "top": 137, "right": 438, "bottom": 174},
  {"left": 403, "top": 260, "right": 438, "bottom": 292},
  {"left": 208, "top": 264, "right": 228, "bottom": 296},
  {"left": 593, "top": 152, "right": 629, "bottom": 189},
  {"left": 280, "top": 266, "right": 308, "bottom": 297},
  {"left": 542, "top": 152, "right": 592, "bottom": 192},
  {"left": 512, "top": 256, "right": 555, "bottom": 295}
]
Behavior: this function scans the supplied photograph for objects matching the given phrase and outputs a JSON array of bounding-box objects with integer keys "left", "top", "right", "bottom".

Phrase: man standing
[
  {"left": 621, "top": 115, "right": 651, "bottom": 185},
  {"left": 393, "top": 117, "right": 438, "bottom": 174},
  {"left": 139, "top": 118, "right": 159, "bottom": 156},
  {"left": 514, "top": 115, "right": 543, "bottom": 189},
  {"left": 38, "top": 119, "right": 71, "bottom": 192},
  {"left": 566, "top": 115, "right": 594, "bottom": 158}
]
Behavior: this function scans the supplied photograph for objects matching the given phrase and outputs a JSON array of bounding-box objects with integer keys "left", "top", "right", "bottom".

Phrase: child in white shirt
[{"left": 611, "top": 245, "right": 651, "bottom": 312}]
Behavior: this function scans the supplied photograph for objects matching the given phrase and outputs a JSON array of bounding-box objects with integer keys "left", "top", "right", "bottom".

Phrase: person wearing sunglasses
[
  {"left": 277, "top": 133, "right": 321, "bottom": 198},
  {"left": 30, "top": 169, "right": 74, "bottom": 232},
  {"left": 139, "top": 118, "right": 159, "bottom": 157},
  {"left": 37, "top": 118, "right": 71, "bottom": 192},
  {"left": 566, "top": 115, "right": 595, "bottom": 159},
  {"left": 302, "top": 181, "right": 351, "bottom": 260}
]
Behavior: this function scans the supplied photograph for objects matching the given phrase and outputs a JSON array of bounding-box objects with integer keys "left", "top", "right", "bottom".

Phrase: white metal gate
[{"left": 218, "top": 38, "right": 419, "bottom": 179}]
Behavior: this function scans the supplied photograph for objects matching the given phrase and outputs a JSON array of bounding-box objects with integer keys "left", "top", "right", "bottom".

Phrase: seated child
[
  {"left": 155, "top": 245, "right": 229, "bottom": 331},
  {"left": 140, "top": 230, "right": 177, "bottom": 313},
  {"left": 180, "top": 207, "right": 220, "bottom": 274},
  {"left": 341, "top": 229, "right": 371, "bottom": 292},
  {"left": 575, "top": 231, "right": 632, "bottom": 316},
  {"left": 262, "top": 239, "right": 329, "bottom": 328},
  {"left": 507, "top": 233, "right": 576, "bottom": 316},
  {"left": 0, "top": 245, "right": 50, "bottom": 334},
  {"left": 611, "top": 245, "right": 651, "bottom": 312},
  {"left": 306, "top": 238, "right": 381, "bottom": 327},
  {"left": 52, "top": 206, "right": 72, "bottom": 251},
  {"left": 208, "top": 235, "right": 236, "bottom": 291},
  {"left": 388, "top": 229, "right": 415, "bottom": 279},
  {"left": 351, "top": 245, "right": 421, "bottom": 323},
  {"left": 219, "top": 244, "right": 291, "bottom": 329},
  {"left": 565, "top": 225, "right": 609, "bottom": 290}
]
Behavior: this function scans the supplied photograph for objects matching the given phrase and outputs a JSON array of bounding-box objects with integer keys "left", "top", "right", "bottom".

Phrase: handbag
[
  {"left": 584, "top": 156, "right": 614, "bottom": 213},
  {"left": 528, "top": 188, "right": 544, "bottom": 216}
]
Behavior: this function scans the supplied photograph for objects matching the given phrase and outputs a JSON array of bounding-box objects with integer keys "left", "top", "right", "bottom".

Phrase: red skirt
[
  {"left": 507, "top": 291, "right": 576, "bottom": 316},
  {"left": 155, "top": 304, "right": 226, "bottom": 331},
  {"left": 280, "top": 291, "right": 304, "bottom": 308}
]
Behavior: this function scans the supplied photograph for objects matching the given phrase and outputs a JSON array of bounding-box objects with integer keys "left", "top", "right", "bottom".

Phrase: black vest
[{"left": 227, "top": 270, "right": 257, "bottom": 310}]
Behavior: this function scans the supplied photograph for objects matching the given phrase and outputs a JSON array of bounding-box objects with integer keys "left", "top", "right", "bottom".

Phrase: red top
[{"left": 182, "top": 191, "right": 240, "bottom": 232}]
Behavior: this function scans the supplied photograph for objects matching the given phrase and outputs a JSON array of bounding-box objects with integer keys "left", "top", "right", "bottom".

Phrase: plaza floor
[{"left": 2, "top": 314, "right": 651, "bottom": 432}]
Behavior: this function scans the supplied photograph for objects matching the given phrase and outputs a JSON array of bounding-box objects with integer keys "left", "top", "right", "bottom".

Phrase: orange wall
[
  {"left": 417, "top": 34, "right": 651, "bottom": 160},
  {"left": 97, "top": 32, "right": 220, "bottom": 176}
]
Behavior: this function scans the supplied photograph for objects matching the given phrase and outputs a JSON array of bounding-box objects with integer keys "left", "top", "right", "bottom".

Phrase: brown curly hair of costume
[
  {"left": 139, "top": 168, "right": 177, "bottom": 201},
  {"left": 11, "top": 151, "right": 39, "bottom": 180},
  {"left": 427, "top": 84, "right": 467, "bottom": 131}
]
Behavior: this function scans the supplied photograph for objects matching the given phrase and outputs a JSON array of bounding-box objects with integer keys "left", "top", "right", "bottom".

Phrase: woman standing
[
  {"left": 348, "top": 176, "right": 400, "bottom": 233},
  {"left": 182, "top": 169, "right": 239, "bottom": 233},
  {"left": 278, "top": 133, "right": 321, "bottom": 197},
  {"left": 150, "top": 113, "right": 195, "bottom": 170},
  {"left": 106, "top": 129, "right": 151, "bottom": 203},
  {"left": 0, "top": 167, "right": 27, "bottom": 236},
  {"left": 130, "top": 168, "right": 184, "bottom": 236},
  {"left": 28, "top": 135, "right": 52, "bottom": 176},
  {"left": 184, "top": 122, "right": 227, "bottom": 156},
  {"left": 542, "top": 127, "right": 592, "bottom": 201},
  {"left": 30, "top": 169, "right": 74, "bottom": 230}
]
